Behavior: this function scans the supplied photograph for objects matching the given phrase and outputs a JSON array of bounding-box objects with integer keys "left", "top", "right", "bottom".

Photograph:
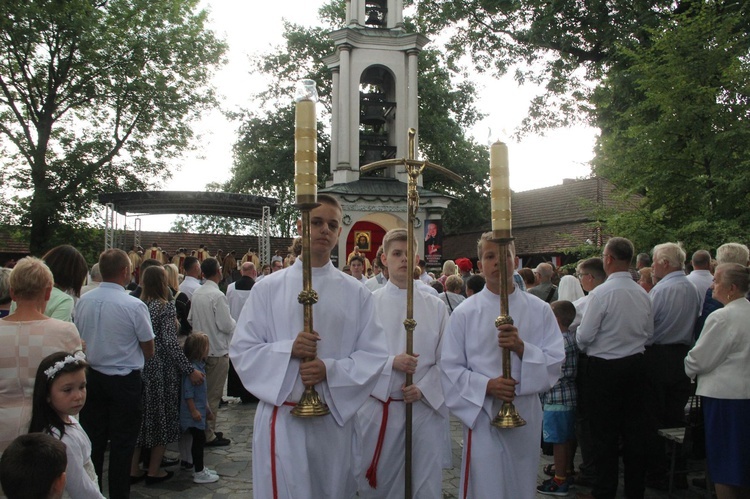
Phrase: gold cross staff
[{"left": 360, "top": 128, "right": 461, "bottom": 499}]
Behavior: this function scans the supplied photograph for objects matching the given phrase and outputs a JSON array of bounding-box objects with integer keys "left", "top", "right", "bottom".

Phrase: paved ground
[{"left": 128, "top": 398, "right": 711, "bottom": 498}]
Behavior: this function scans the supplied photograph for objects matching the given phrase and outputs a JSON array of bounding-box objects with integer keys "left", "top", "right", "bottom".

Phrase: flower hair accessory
[{"left": 44, "top": 351, "right": 86, "bottom": 380}]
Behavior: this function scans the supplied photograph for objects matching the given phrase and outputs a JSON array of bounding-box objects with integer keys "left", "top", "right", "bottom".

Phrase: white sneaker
[
  {"left": 192, "top": 467, "right": 218, "bottom": 477},
  {"left": 193, "top": 468, "right": 219, "bottom": 484}
]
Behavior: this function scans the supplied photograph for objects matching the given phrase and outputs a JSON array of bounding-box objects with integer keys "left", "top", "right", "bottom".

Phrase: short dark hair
[
  {"left": 349, "top": 255, "right": 364, "bottom": 265},
  {"left": 139, "top": 258, "right": 161, "bottom": 275},
  {"left": 99, "top": 249, "right": 130, "bottom": 281},
  {"left": 0, "top": 433, "right": 67, "bottom": 499},
  {"left": 551, "top": 300, "right": 577, "bottom": 329},
  {"left": 183, "top": 256, "right": 200, "bottom": 274},
  {"left": 316, "top": 193, "right": 343, "bottom": 215},
  {"left": 42, "top": 245, "right": 88, "bottom": 297},
  {"left": 578, "top": 257, "right": 606, "bottom": 282},
  {"left": 466, "top": 274, "right": 486, "bottom": 294},
  {"left": 201, "top": 257, "right": 220, "bottom": 279},
  {"left": 606, "top": 237, "right": 634, "bottom": 263}
]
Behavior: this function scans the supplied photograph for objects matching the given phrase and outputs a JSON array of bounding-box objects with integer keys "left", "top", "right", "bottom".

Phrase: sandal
[{"left": 543, "top": 464, "right": 556, "bottom": 477}]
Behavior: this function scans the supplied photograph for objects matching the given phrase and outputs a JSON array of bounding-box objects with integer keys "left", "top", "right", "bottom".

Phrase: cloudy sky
[{"left": 138, "top": 0, "right": 597, "bottom": 231}]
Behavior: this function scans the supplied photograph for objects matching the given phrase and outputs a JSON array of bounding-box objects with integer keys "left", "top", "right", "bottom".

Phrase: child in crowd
[
  {"left": 0, "top": 433, "right": 67, "bottom": 499},
  {"left": 28, "top": 351, "right": 104, "bottom": 498},
  {"left": 180, "top": 333, "right": 220, "bottom": 484},
  {"left": 538, "top": 300, "right": 579, "bottom": 496}
]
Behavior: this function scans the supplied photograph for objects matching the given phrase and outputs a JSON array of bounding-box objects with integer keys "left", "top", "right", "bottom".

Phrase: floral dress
[{"left": 137, "top": 300, "right": 193, "bottom": 447}]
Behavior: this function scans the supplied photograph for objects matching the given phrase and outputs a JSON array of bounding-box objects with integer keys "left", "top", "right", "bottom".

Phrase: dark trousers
[
  {"left": 188, "top": 427, "right": 207, "bottom": 472},
  {"left": 579, "top": 353, "right": 648, "bottom": 499},
  {"left": 576, "top": 351, "right": 597, "bottom": 480},
  {"left": 643, "top": 344, "right": 692, "bottom": 476},
  {"left": 80, "top": 369, "right": 143, "bottom": 499}
]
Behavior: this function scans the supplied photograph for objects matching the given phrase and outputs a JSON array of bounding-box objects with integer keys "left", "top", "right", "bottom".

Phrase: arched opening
[{"left": 359, "top": 65, "right": 396, "bottom": 177}]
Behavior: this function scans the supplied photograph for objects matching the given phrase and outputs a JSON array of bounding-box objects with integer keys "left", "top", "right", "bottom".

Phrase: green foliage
[
  {"left": 592, "top": 2, "right": 750, "bottom": 251},
  {"left": 0, "top": 0, "right": 227, "bottom": 253}
]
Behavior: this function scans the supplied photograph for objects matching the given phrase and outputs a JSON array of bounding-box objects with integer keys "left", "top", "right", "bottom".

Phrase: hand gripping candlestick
[
  {"left": 361, "top": 128, "right": 461, "bottom": 498},
  {"left": 290, "top": 79, "right": 329, "bottom": 418},
  {"left": 489, "top": 140, "right": 526, "bottom": 429}
]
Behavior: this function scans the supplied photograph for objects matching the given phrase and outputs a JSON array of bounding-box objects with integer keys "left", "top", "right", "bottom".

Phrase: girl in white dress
[{"left": 29, "top": 351, "right": 104, "bottom": 498}]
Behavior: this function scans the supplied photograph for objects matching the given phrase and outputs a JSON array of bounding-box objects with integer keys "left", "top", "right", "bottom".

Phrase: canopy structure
[
  {"left": 97, "top": 191, "right": 279, "bottom": 264},
  {"left": 98, "top": 191, "right": 278, "bottom": 219}
]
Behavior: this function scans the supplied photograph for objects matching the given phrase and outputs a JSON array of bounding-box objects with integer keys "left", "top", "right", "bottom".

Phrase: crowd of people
[{"left": 1, "top": 211, "right": 749, "bottom": 499}]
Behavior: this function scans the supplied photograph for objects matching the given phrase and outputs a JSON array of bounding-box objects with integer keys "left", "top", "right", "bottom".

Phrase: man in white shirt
[
  {"left": 576, "top": 237, "right": 653, "bottom": 499},
  {"left": 441, "top": 232, "right": 564, "bottom": 499},
  {"left": 179, "top": 256, "right": 201, "bottom": 299},
  {"left": 229, "top": 194, "right": 388, "bottom": 499},
  {"left": 188, "top": 257, "right": 236, "bottom": 447},
  {"left": 686, "top": 249, "right": 714, "bottom": 308},
  {"left": 644, "top": 243, "right": 702, "bottom": 486}
]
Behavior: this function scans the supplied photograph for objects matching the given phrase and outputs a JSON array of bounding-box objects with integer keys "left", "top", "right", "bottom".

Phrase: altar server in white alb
[
  {"left": 441, "top": 232, "right": 565, "bottom": 499},
  {"left": 228, "top": 194, "right": 388, "bottom": 499},
  {"left": 357, "top": 228, "right": 449, "bottom": 498}
]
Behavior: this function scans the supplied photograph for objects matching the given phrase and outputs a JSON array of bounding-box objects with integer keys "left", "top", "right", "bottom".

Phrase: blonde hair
[
  {"left": 382, "top": 228, "right": 416, "bottom": 255},
  {"left": 9, "top": 257, "right": 54, "bottom": 300},
  {"left": 445, "top": 274, "right": 463, "bottom": 293},
  {"left": 441, "top": 260, "right": 457, "bottom": 277},
  {"left": 476, "top": 232, "right": 516, "bottom": 260},
  {"left": 163, "top": 263, "right": 180, "bottom": 290}
]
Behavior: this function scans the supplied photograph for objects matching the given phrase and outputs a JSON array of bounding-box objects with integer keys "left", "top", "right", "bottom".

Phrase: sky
[{"left": 136, "top": 0, "right": 597, "bottom": 232}]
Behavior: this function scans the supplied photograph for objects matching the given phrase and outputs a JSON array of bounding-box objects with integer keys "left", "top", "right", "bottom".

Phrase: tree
[
  {"left": 0, "top": 0, "right": 226, "bottom": 254},
  {"left": 592, "top": 2, "right": 750, "bottom": 251},
  {"left": 221, "top": 1, "right": 490, "bottom": 236},
  {"left": 415, "top": 0, "right": 683, "bottom": 133}
]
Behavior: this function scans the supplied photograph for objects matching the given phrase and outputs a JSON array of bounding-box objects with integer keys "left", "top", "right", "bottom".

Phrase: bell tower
[
  {"left": 324, "top": 0, "right": 427, "bottom": 184},
  {"left": 321, "top": 0, "right": 454, "bottom": 270}
]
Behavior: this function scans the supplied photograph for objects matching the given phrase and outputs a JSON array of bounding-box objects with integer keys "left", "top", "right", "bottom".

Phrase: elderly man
[
  {"left": 75, "top": 249, "right": 155, "bottom": 499},
  {"left": 80, "top": 263, "right": 102, "bottom": 295},
  {"left": 529, "top": 262, "right": 558, "bottom": 303},
  {"left": 644, "top": 243, "right": 702, "bottom": 487},
  {"left": 576, "top": 238, "right": 653, "bottom": 499},
  {"left": 188, "top": 257, "right": 236, "bottom": 447}
]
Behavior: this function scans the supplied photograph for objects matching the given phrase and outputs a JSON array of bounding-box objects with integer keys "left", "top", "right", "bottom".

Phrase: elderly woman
[
  {"left": 130, "top": 266, "right": 201, "bottom": 485},
  {"left": 0, "top": 257, "right": 83, "bottom": 452},
  {"left": 9, "top": 245, "right": 88, "bottom": 322},
  {"left": 685, "top": 263, "right": 750, "bottom": 499},
  {"left": 437, "top": 260, "right": 458, "bottom": 287}
]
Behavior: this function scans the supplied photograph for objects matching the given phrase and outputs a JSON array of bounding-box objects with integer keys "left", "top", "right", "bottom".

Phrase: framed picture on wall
[{"left": 354, "top": 231, "right": 371, "bottom": 252}]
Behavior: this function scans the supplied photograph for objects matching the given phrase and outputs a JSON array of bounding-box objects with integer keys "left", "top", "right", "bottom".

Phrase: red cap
[{"left": 456, "top": 258, "right": 473, "bottom": 272}]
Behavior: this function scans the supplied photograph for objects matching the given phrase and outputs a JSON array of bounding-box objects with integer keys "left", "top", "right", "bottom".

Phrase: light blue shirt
[
  {"left": 649, "top": 270, "right": 702, "bottom": 346},
  {"left": 74, "top": 282, "right": 155, "bottom": 375},
  {"left": 576, "top": 272, "right": 653, "bottom": 359}
]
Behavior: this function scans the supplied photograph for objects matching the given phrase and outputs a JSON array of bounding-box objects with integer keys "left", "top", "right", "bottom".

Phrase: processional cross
[{"left": 360, "top": 128, "right": 461, "bottom": 498}]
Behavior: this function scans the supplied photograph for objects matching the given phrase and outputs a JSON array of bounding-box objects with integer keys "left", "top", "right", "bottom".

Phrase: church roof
[
  {"left": 320, "top": 177, "right": 453, "bottom": 202},
  {"left": 97, "top": 191, "right": 278, "bottom": 219}
]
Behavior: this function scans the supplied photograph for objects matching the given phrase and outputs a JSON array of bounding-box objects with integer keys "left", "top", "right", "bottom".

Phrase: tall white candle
[
  {"left": 295, "top": 80, "right": 318, "bottom": 205},
  {"left": 490, "top": 141, "right": 511, "bottom": 233}
]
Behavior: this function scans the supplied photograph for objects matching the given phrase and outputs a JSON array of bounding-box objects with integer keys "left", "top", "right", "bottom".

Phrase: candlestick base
[
  {"left": 491, "top": 401, "right": 526, "bottom": 428},
  {"left": 291, "top": 387, "right": 330, "bottom": 418}
]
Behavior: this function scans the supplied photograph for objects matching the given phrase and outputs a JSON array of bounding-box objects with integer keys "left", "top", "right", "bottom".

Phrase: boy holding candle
[
  {"left": 228, "top": 194, "right": 389, "bottom": 499},
  {"left": 441, "top": 143, "right": 564, "bottom": 499},
  {"left": 357, "top": 228, "right": 449, "bottom": 498}
]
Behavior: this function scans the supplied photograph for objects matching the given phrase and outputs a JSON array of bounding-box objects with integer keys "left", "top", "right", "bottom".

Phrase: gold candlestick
[
  {"left": 489, "top": 140, "right": 525, "bottom": 429},
  {"left": 291, "top": 79, "right": 329, "bottom": 418}
]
